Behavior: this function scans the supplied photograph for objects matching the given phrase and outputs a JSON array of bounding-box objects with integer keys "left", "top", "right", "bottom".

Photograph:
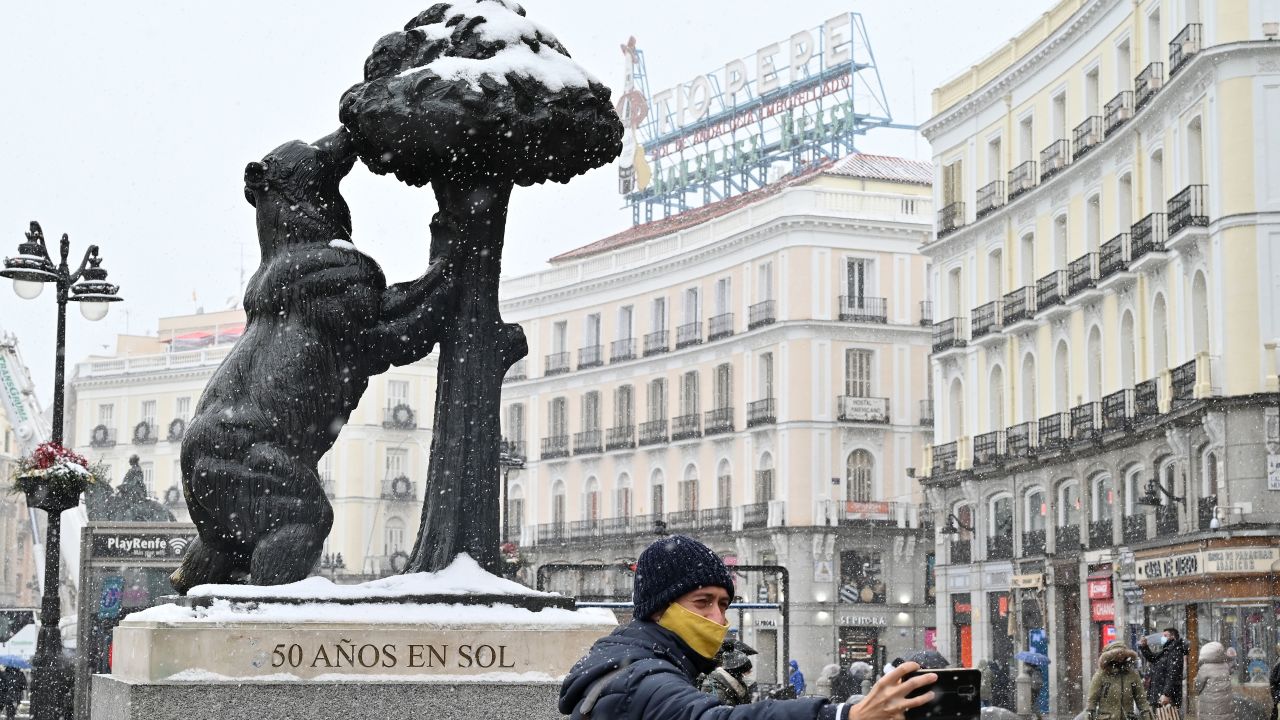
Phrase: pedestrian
[
  {"left": 1193, "top": 642, "right": 1232, "bottom": 720},
  {"left": 790, "top": 660, "right": 808, "bottom": 696},
  {"left": 978, "top": 659, "right": 993, "bottom": 707},
  {"left": 1085, "top": 641, "right": 1154, "bottom": 720},
  {"left": 0, "top": 665, "right": 26, "bottom": 720},
  {"left": 1139, "top": 628, "right": 1187, "bottom": 714},
  {"left": 815, "top": 664, "right": 840, "bottom": 700},
  {"left": 559, "top": 534, "right": 939, "bottom": 720},
  {"left": 832, "top": 662, "right": 871, "bottom": 702},
  {"left": 1268, "top": 655, "right": 1280, "bottom": 720},
  {"left": 990, "top": 659, "right": 1014, "bottom": 710},
  {"left": 700, "top": 637, "right": 758, "bottom": 706},
  {"left": 1025, "top": 661, "right": 1045, "bottom": 720}
]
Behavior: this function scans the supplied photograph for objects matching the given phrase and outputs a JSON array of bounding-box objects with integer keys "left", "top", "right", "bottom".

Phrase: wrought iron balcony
[
  {"left": 743, "top": 502, "right": 769, "bottom": 529},
  {"left": 610, "top": 338, "right": 636, "bottom": 363},
  {"left": 1098, "top": 233, "right": 1131, "bottom": 280},
  {"left": 700, "top": 506, "right": 733, "bottom": 532},
  {"left": 1169, "top": 23, "right": 1202, "bottom": 77},
  {"left": 1022, "top": 529, "right": 1046, "bottom": 556},
  {"left": 931, "top": 317, "right": 967, "bottom": 353},
  {"left": 837, "top": 396, "right": 889, "bottom": 424},
  {"left": 1073, "top": 116, "right": 1103, "bottom": 160},
  {"left": 1089, "top": 519, "right": 1114, "bottom": 548},
  {"left": 1135, "top": 62, "right": 1164, "bottom": 111},
  {"left": 500, "top": 438, "right": 527, "bottom": 464},
  {"left": 573, "top": 429, "right": 603, "bottom": 455},
  {"left": 544, "top": 351, "right": 570, "bottom": 376},
  {"left": 381, "top": 475, "right": 417, "bottom": 501},
  {"left": 638, "top": 419, "right": 668, "bottom": 446},
  {"left": 938, "top": 201, "right": 965, "bottom": 238},
  {"left": 671, "top": 413, "right": 701, "bottom": 440},
  {"left": 1040, "top": 139, "right": 1071, "bottom": 180},
  {"left": 976, "top": 180, "right": 1005, "bottom": 219},
  {"left": 665, "top": 510, "right": 699, "bottom": 532},
  {"left": 1101, "top": 389, "right": 1133, "bottom": 432},
  {"left": 971, "top": 301, "right": 1003, "bottom": 340},
  {"left": 1055, "top": 525, "right": 1081, "bottom": 553},
  {"left": 920, "top": 399, "right": 933, "bottom": 426},
  {"left": 748, "top": 300, "right": 776, "bottom": 329},
  {"left": 704, "top": 407, "right": 734, "bottom": 436},
  {"left": 1171, "top": 359, "right": 1197, "bottom": 407},
  {"left": 1104, "top": 91, "right": 1134, "bottom": 137},
  {"left": 503, "top": 358, "right": 527, "bottom": 382},
  {"left": 643, "top": 330, "right": 669, "bottom": 356},
  {"left": 536, "top": 522, "right": 568, "bottom": 543},
  {"left": 932, "top": 441, "right": 958, "bottom": 474},
  {"left": 1130, "top": 212, "right": 1167, "bottom": 261},
  {"left": 676, "top": 321, "right": 702, "bottom": 348},
  {"left": 747, "top": 398, "right": 776, "bottom": 427},
  {"left": 708, "top": 313, "right": 735, "bottom": 341},
  {"left": 1067, "top": 253, "right": 1099, "bottom": 297},
  {"left": 90, "top": 426, "right": 118, "bottom": 448},
  {"left": 1001, "top": 286, "right": 1037, "bottom": 326},
  {"left": 540, "top": 434, "right": 570, "bottom": 459},
  {"left": 1122, "top": 515, "right": 1147, "bottom": 543},
  {"left": 1006, "top": 421, "right": 1038, "bottom": 457},
  {"left": 605, "top": 425, "right": 636, "bottom": 451},
  {"left": 987, "top": 534, "right": 1014, "bottom": 561},
  {"left": 1134, "top": 378, "right": 1160, "bottom": 420},
  {"left": 1070, "top": 402, "right": 1101, "bottom": 443},
  {"left": 1168, "top": 184, "right": 1208, "bottom": 236},
  {"left": 950, "top": 539, "right": 971, "bottom": 565},
  {"left": 383, "top": 405, "right": 416, "bottom": 429},
  {"left": 1156, "top": 507, "right": 1179, "bottom": 537},
  {"left": 1035, "top": 270, "right": 1066, "bottom": 312},
  {"left": 973, "top": 430, "right": 1006, "bottom": 467},
  {"left": 1008, "top": 160, "right": 1037, "bottom": 200},
  {"left": 578, "top": 344, "right": 603, "bottom": 370},
  {"left": 1038, "top": 412, "right": 1068, "bottom": 449},
  {"left": 839, "top": 296, "right": 887, "bottom": 323},
  {"left": 919, "top": 300, "right": 933, "bottom": 326}
]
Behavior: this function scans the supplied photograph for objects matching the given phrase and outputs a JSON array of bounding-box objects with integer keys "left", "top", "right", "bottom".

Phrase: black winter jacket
[
  {"left": 1139, "top": 639, "right": 1185, "bottom": 706},
  {"left": 560, "top": 620, "right": 846, "bottom": 720}
]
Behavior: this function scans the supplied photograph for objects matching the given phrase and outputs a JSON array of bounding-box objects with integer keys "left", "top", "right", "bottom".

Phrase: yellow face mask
[{"left": 657, "top": 600, "right": 729, "bottom": 659}]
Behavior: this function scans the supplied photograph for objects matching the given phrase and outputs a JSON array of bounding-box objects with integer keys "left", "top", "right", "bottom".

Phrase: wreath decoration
[
  {"left": 390, "top": 403, "right": 415, "bottom": 428},
  {"left": 389, "top": 475, "right": 413, "bottom": 500},
  {"left": 167, "top": 418, "right": 186, "bottom": 442},
  {"left": 132, "top": 421, "right": 155, "bottom": 444},
  {"left": 91, "top": 424, "right": 111, "bottom": 445}
]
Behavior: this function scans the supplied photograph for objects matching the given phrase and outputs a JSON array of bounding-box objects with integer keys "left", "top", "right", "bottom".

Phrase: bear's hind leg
[
  {"left": 250, "top": 523, "right": 326, "bottom": 586},
  {"left": 170, "top": 537, "right": 245, "bottom": 595}
]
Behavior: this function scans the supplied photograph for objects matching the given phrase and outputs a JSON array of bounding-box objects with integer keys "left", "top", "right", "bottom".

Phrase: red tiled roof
[{"left": 549, "top": 153, "right": 932, "bottom": 264}]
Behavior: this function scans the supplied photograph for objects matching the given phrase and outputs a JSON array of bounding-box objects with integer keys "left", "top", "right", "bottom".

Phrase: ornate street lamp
[
  {"left": 938, "top": 512, "right": 975, "bottom": 536},
  {"left": 2, "top": 221, "right": 122, "bottom": 720}
]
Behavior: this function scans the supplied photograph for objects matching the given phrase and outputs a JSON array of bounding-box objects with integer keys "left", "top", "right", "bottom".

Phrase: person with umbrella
[
  {"left": 1016, "top": 650, "right": 1050, "bottom": 720},
  {"left": 0, "top": 661, "right": 27, "bottom": 720}
]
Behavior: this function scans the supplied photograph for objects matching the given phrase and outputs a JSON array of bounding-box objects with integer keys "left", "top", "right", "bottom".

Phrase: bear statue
[{"left": 170, "top": 128, "right": 453, "bottom": 593}]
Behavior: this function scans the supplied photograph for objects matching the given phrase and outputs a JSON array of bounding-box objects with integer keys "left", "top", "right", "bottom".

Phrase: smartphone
[{"left": 903, "top": 668, "right": 981, "bottom": 720}]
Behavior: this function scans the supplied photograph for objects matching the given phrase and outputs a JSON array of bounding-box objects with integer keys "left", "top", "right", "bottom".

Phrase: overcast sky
[{"left": 0, "top": 1, "right": 1046, "bottom": 405}]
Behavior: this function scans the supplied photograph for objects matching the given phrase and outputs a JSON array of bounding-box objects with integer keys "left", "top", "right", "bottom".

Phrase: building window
[
  {"left": 1092, "top": 474, "right": 1115, "bottom": 522},
  {"left": 616, "top": 474, "right": 632, "bottom": 518},
  {"left": 141, "top": 400, "right": 157, "bottom": 426},
  {"left": 585, "top": 313, "right": 601, "bottom": 348},
  {"left": 552, "top": 481, "right": 566, "bottom": 526},
  {"left": 755, "top": 453, "right": 774, "bottom": 502},
  {"left": 98, "top": 403, "right": 114, "bottom": 427},
  {"left": 759, "top": 352, "right": 774, "bottom": 399},
  {"left": 584, "top": 477, "right": 601, "bottom": 523},
  {"left": 839, "top": 550, "right": 885, "bottom": 604},
  {"left": 680, "top": 371, "right": 699, "bottom": 415},
  {"left": 140, "top": 461, "right": 155, "bottom": 496},
  {"left": 384, "top": 517, "right": 405, "bottom": 554},
  {"left": 614, "top": 385, "right": 634, "bottom": 428},
  {"left": 942, "top": 158, "right": 964, "bottom": 207},
  {"left": 504, "top": 404, "right": 525, "bottom": 441},
  {"left": 385, "top": 448, "right": 407, "bottom": 478},
  {"left": 845, "top": 349, "right": 873, "bottom": 398},
  {"left": 1058, "top": 480, "right": 1081, "bottom": 526},
  {"left": 990, "top": 494, "right": 1014, "bottom": 536},
  {"left": 683, "top": 287, "right": 700, "bottom": 325},
  {"left": 175, "top": 396, "right": 191, "bottom": 421},
  {"left": 647, "top": 379, "right": 667, "bottom": 421},
  {"left": 505, "top": 486, "right": 524, "bottom": 537},
  {"left": 549, "top": 397, "right": 568, "bottom": 437},
  {"left": 715, "top": 277, "right": 732, "bottom": 316},
  {"left": 651, "top": 470, "right": 665, "bottom": 516},
  {"left": 716, "top": 459, "right": 732, "bottom": 508},
  {"left": 618, "top": 305, "right": 633, "bottom": 340},
  {"left": 552, "top": 320, "right": 568, "bottom": 354},
  {"left": 757, "top": 262, "right": 773, "bottom": 301},
  {"left": 388, "top": 379, "right": 409, "bottom": 408},
  {"left": 1025, "top": 488, "right": 1047, "bottom": 532},
  {"left": 651, "top": 297, "right": 667, "bottom": 332},
  {"left": 713, "top": 364, "right": 732, "bottom": 409},
  {"left": 582, "top": 391, "right": 601, "bottom": 433},
  {"left": 846, "top": 258, "right": 872, "bottom": 304},
  {"left": 846, "top": 450, "right": 873, "bottom": 502},
  {"left": 679, "top": 465, "right": 698, "bottom": 513}
]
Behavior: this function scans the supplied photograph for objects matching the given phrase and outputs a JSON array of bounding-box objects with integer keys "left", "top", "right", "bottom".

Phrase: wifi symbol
[{"left": 168, "top": 537, "right": 191, "bottom": 555}]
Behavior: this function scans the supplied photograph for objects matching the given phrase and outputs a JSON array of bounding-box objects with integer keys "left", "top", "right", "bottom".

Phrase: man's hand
[{"left": 847, "top": 661, "right": 937, "bottom": 720}]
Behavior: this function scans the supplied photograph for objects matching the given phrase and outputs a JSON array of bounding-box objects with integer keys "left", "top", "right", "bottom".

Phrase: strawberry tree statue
[{"left": 339, "top": 1, "right": 622, "bottom": 573}]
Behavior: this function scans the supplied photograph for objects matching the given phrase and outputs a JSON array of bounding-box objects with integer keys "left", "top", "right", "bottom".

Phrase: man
[
  {"left": 560, "top": 535, "right": 937, "bottom": 720},
  {"left": 790, "top": 660, "right": 807, "bottom": 696},
  {"left": 0, "top": 664, "right": 25, "bottom": 720},
  {"left": 1139, "top": 628, "right": 1186, "bottom": 712}
]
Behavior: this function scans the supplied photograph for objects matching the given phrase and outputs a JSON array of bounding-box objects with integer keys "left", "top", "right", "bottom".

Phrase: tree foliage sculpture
[{"left": 340, "top": 1, "right": 622, "bottom": 573}]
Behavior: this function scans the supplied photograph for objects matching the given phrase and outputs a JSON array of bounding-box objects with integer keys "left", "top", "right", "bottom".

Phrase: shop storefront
[
  {"left": 1088, "top": 568, "right": 1117, "bottom": 653},
  {"left": 952, "top": 593, "right": 973, "bottom": 668}
]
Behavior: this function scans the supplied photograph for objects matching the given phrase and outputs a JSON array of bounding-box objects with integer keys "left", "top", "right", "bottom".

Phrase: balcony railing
[
  {"left": 381, "top": 476, "right": 417, "bottom": 501},
  {"left": 545, "top": 351, "right": 570, "bottom": 376},
  {"left": 1135, "top": 62, "right": 1164, "bottom": 110},
  {"left": 950, "top": 539, "right": 971, "bottom": 565},
  {"left": 748, "top": 300, "right": 776, "bottom": 329},
  {"left": 540, "top": 434, "right": 570, "bottom": 459},
  {"left": 1169, "top": 23, "right": 1202, "bottom": 76},
  {"left": 500, "top": 438, "right": 527, "bottom": 464},
  {"left": 1171, "top": 359, "right": 1197, "bottom": 407},
  {"left": 932, "top": 441, "right": 958, "bottom": 474},
  {"left": 987, "top": 534, "right": 1014, "bottom": 561},
  {"left": 701, "top": 507, "right": 733, "bottom": 532},
  {"left": 578, "top": 344, "right": 603, "bottom": 370},
  {"left": 1008, "top": 160, "right": 1037, "bottom": 200},
  {"left": 671, "top": 413, "right": 701, "bottom": 441},
  {"left": 1055, "top": 525, "right": 1081, "bottom": 553},
  {"left": 973, "top": 430, "right": 1006, "bottom": 467},
  {"left": 1101, "top": 389, "right": 1133, "bottom": 432},
  {"left": 931, "top": 317, "right": 967, "bottom": 353},
  {"left": 665, "top": 510, "right": 699, "bottom": 532},
  {"left": 676, "top": 321, "right": 702, "bottom": 348},
  {"left": 605, "top": 425, "right": 635, "bottom": 451},
  {"left": 743, "top": 502, "right": 769, "bottom": 529},
  {"left": 976, "top": 180, "right": 1005, "bottom": 219},
  {"left": 1130, "top": 212, "right": 1167, "bottom": 260},
  {"left": 919, "top": 300, "right": 933, "bottom": 326},
  {"left": 1156, "top": 507, "right": 1179, "bottom": 537},
  {"left": 1104, "top": 91, "right": 1134, "bottom": 137},
  {"left": 1036, "top": 270, "right": 1066, "bottom": 311},
  {"left": 938, "top": 201, "right": 965, "bottom": 238},
  {"left": 610, "top": 338, "right": 636, "bottom": 363},
  {"left": 1002, "top": 286, "right": 1037, "bottom": 326},
  {"left": 971, "top": 301, "right": 1003, "bottom": 340},
  {"left": 382, "top": 405, "right": 416, "bottom": 429},
  {"left": 638, "top": 419, "right": 668, "bottom": 446},
  {"left": 1168, "top": 184, "right": 1208, "bottom": 236},
  {"left": 1098, "top": 233, "right": 1131, "bottom": 280},
  {"left": 1040, "top": 139, "right": 1071, "bottom": 180},
  {"left": 1134, "top": 378, "right": 1160, "bottom": 420},
  {"left": 1006, "top": 421, "right": 1038, "bottom": 457},
  {"left": 132, "top": 421, "right": 159, "bottom": 445},
  {"left": 643, "top": 330, "right": 669, "bottom": 356},
  {"left": 1038, "top": 412, "right": 1068, "bottom": 449},
  {"left": 573, "top": 429, "right": 603, "bottom": 455},
  {"left": 1089, "top": 519, "right": 1114, "bottom": 548},
  {"left": 838, "top": 396, "right": 889, "bottom": 424},
  {"left": 503, "top": 358, "right": 527, "bottom": 382},
  {"left": 920, "top": 399, "right": 934, "bottom": 426},
  {"left": 1198, "top": 496, "right": 1217, "bottom": 531},
  {"left": 704, "top": 407, "right": 734, "bottom": 436},
  {"left": 1070, "top": 402, "right": 1101, "bottom": 443},
  {"left": 90, "top": 427, "right": 118, "bottom": 448},
  {"left": 1067, "top": 253, "right": 1100, "bottom": 296},
  {"left": 1122, "top": 515, "right": 1148, "bottom": 543},
  {"left": 708, "top": 313, "right": 735, "bottom": 341},
  {"left": 1022, "top": 529, "right": 1046, "bottom": 556},
  {"left": 747, "top": 398, "right": 776, "bottom": 427},
  {"left": 1072, "top": 116, "right": 1103, "bottom": 160},
  {"left": 839, "top": 296, "right": 888, "bottom": 324},
  {"left": 537, "top": 522, "right": 568, "bottom": 543}
]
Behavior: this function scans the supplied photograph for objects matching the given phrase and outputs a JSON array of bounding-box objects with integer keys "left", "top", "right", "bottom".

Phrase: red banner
[
  {"left": 1091, "top": 599, "right": 1116, "bottom": 621},
  {"left": 1088, "top": 578, "right": 1112, "bottom": 600}
]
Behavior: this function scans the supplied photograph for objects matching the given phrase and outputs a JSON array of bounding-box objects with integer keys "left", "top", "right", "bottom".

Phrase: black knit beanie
[{"left": 632, "top": 535, "right": 735, "bottom": 620}]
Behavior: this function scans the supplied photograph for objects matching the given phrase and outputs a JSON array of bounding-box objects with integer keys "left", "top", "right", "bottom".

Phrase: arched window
[
  {"left": 989, "top": 365, "right": 1006, "bottom": 429},
  {"left": 1149, "top": 149, "right": 1165, "bottom": 213},
  {"left": 953, "top": 503, "right": 974, "bottom": 540},
  {"left": 1087, "top": 327, "right": 1103, "bottom": 402},
  {"left": 1120, "top": 311, "right": 1136, "bottom": 386},
  {"left": 846, "top": 450, "right": 874, "bottom": 502},
  {"left": 1024, "top": 488, "right": 1047, "bottom": 532},
  {"left": 1191, "top": 272, "right": 1209, "bottom": 354},
  {"left": 1201, "top": 449, "right": 1219, "bottom": 500},
  {"left": 679, "top": 465, "right": 699, "bottom": 512},
  {"left": 1186, "top": 117, "right": 1203, "bottom": 185},
  {"left": 505, "top": 484, "right": 525, "bottom": 538},
  {"left": 1123, "top": 466, "right": 1144, "bottom": 515},
  {"left": 615, "top": 473, "right": 632, "bottom": 518},
  {"left": 1053, "top": 214, "right": 1069, "bottom": 268},
  {"left": 1091, "top": 474, "right": 1115, "bottom": 522},
  {"left": 1086, "top": 194, "right": 1101, "bottom": 253},
  {"left": 1058, "top": 480, "right": 1081, "bottom": 526},
  {"left": 1152, "top": 294, "right": 1169, "bottom": 372},
  {"left": 1117, "top": 173, "right": 1134, "bottom": 231},
  {"left": 716, "top": 459, "right": 732, "bottom": 508},
  {"left": 949, "top": 377, "right": 965, "bottom": 438},
  {"left": 1020, "top": 233, "right": 1036, "bottom": 286},
  {"left": 551, "top": 480, "right": 566, "bottom": 527},
  {"left": 755, "top": 452, "right": 775, "bottom": 502},
  {"left": 584, "top": 477, "right": 601, "bottom": 524},
  {"left": 650, "top": 469, "right": 665, "bottom": 516},
  {"left": 1020, "top": 354, "right": 1038, "bottom": 422},
  {"left": 989, "top": 494, "right": 1013, "bottom": 536},
  {"left": 384, "top": 516, "right": 405, "bottom": 555},
  {"left": 1054, "top": 340, "right": 1071, "bottom": 411}
]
